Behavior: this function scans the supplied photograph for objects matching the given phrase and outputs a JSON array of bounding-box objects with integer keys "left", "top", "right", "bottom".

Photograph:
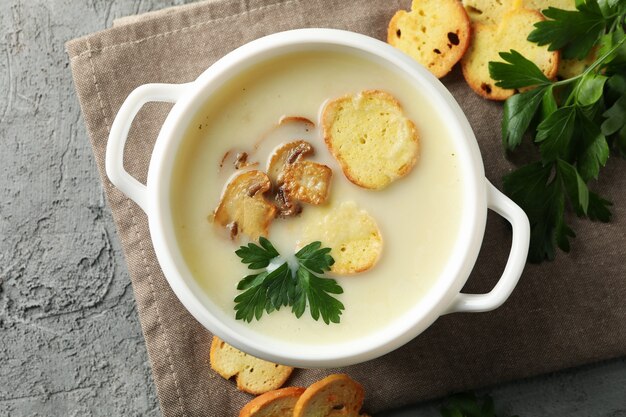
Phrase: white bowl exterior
[{"left": 145, "top": 29, "right": 487, "bottom": 367}]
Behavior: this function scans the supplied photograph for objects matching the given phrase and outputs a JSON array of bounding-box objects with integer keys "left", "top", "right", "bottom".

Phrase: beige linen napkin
[{"left": 66, "top": 1, "right": 626, "bottom": 416}]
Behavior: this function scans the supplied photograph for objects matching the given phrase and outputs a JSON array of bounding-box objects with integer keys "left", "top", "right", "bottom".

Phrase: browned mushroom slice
[
  {"left": 267, "top": 141, "right": 332, "bottom": 217},
  {"left": 254, "top": 116, "right": 316, "bottom": 150},
  {"left": 278, "top": 115, "right": 315, "bottom": 127},
  {"left": 233, "top": 152, "right": 256, "bottom": 170},
  {"left": 274, "top": 187, "right": 303, "bottom": 218},
  {"left": 282, "top": 161, "right": 332, "bottom": 205},
  {"left": 213, "top": 170, "right": 276, "bottom": 240},
  {"left": 267, "top": 140, "right": 314, "bottom": 185}
]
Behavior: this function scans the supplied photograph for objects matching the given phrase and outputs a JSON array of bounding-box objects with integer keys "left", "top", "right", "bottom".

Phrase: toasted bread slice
[
  {"left": 239, "top": 387, "right": 306, "bottom": 417},
  {"left": 210, "top": 336, "right": 294, "bottom": 395},
  {"left": 525, "top": 0, "right": 576, "bottom": 13},
  {"left": 322, "top": 90, "right": 419, "bottom": 190},
  {"left": 213, "top": 170, "right": 276, "bottom": 240},
  {"left": 387, "top": 0, "right": 471, "bottom": 78},
  {"left": 461, "top": 8, "right": 559, "bottom": 100},
  {"left": 282, "top": 161, "right": 332, "bottom": 206},
  {"left": 462, "top": 0, "right": 574, "bottom": 25},
  {"left": 301, "top": 201, "right": 382, "bottom": 275},
  {"left": 462, "top": 0, "right": 520, "bottom": 24},
  {"left": 293, "top": 374, "right": 365, "bottom": 417},
  {"left": 462, "top": 0, "right": 577, "bottom": 96}
]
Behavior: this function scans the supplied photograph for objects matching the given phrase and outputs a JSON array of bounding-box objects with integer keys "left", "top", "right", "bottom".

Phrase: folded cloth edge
[{"left": 65, "top": 0, "right": 299, "bottom": 59}]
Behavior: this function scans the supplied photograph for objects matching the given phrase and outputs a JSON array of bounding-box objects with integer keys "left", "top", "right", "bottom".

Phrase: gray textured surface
[{"left": 0, "top": 1, "right": 624, "bottom": 416}]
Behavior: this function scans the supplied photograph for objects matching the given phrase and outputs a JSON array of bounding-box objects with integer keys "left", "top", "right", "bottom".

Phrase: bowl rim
[{"left": 145, "top": 28, "right": 487, "bottom": 367}]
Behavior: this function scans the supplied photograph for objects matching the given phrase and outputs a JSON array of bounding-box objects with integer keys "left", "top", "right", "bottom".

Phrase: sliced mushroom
[
  {"left": 213, "top": 170, "right": 276, "bottom": 240},
  {"left": 282, "top": 161, "right": 332, "bottom": 205},
  {"left": 267, "top": 140, "right": 314, "bottom": 185},
  {"left": 254, "top": 116, "right": 316, "bottom": 150},
  {"left": 233, "top": 152, "right": 254, "bottom": 170},
  {"left": 267, "top": 141, "right": 332, "bottom": 217},
  {"left": 219, "top": 149, "right": 259, "bottom": 172},
  {"left": 274, "top": 187, "right": 303, "bottom": 218}
]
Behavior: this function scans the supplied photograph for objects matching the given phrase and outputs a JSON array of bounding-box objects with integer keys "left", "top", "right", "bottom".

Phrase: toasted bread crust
[
  {"left": 461, "top": 8, "right": 559, "bottom": 101},
  {"left": 210, "top": 336, "right": 293, "bottom": 395},
  {"left": 461, "top": 22, "right": 511, "bottom": 100},
  {"left": 293, "top": 374, "right": 365, "bottom": 417},
  {"left": 322, "top": 90, "right": 419, "bottom": 190},
  {"left": 239, "top": 387, "right": 306, "bottom": 417},
  {"left": 387, "top": 0, "right": 471, "bottom": 78}
]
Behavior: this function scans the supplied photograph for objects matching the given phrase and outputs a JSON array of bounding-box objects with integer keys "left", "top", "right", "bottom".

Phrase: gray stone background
[{"left": 0, "top": 0, "right": 624, "bottom": 416}]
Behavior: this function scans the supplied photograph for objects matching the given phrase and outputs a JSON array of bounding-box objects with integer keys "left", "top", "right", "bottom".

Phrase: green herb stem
[
  {"left": 553, "top": 36, "right": 626, "bottom": 88},
  {"left": 582, "top": 35, "right": 626, "bottom": 74}
]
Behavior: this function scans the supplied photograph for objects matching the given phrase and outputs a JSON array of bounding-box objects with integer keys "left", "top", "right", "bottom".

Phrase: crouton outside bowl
[{"left": 105, "top": 29, "right": 530, "bottom": 368}]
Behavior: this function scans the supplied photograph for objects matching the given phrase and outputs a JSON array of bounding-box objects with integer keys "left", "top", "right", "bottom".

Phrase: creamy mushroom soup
[{"left": 171, "top": 51, "right": 463, "bottom": 344}]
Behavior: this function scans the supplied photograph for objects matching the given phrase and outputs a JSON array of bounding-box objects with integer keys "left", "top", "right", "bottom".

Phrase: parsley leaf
[
  {"left": 603, "top": 73, "right": 626, "bottom": 156},
  {"left": 588, "top": 191, "right": 613, "bottom": 222},
  {"left": 557, "top": 158, "right": 589, "bottom": 216},
  {"left": 233, "top": 239, "right": 344, "bottom": 323},
  {"left": 503, "top": 162, "right": 572, "bottom": 262},
  {"left": 235, "top": 237, "right": 279, "bottom": 269},
  {"left": 295, "top": 241, "right": 334, "bottom": 273},
  {"left": 501, "top": 87, "right": 548, "bottom": 150},
  {"left": 234, "top": 269, "right": 273, "bottom": 322},
  {"left": 536, "top": 107, "right": 577, "bottom": 161},
  {"left": 578, "top": 112, "right": 609, "bottom": 181},
  {"left": 237, "top": 271, "right": 270, "bottom": 291},
  {"left": 528, "top": 0, "right": 607, "bottom": 59},
  {"left": 489, "top": 50, "right": 551, "bottom": 89},
  {"left": 598, "top": 27, "right": 626, "bottom": 69},
  {"left": 233, "top": 263, "right": 294, "bottom": 321},
  {"left": 602, "top": 95, "right": 626, "bottom": 135},
  {"left": 605, "top": 0, "right": 626, "bottom": 12},
  {"left": 576, "top": 73, "right": 608, "bottom": 106},
  {"left": 266, "top": 262, "right": 296, "bottom": 309},
  {"left": 293, "top": 267, "right": 344, "bottom": 324},
  {"left": 541, "top": 86, "right": 558, "bottom": 119}
]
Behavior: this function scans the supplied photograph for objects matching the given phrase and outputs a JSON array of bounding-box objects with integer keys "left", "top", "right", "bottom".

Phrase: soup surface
[{"left": 171, "top": 50, "right": 463, "bottom": 344}]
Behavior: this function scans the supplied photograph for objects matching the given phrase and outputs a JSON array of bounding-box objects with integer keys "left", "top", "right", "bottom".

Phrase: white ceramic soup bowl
[{"left": 106, "top": 29, "right": 530, "bottom": 368}]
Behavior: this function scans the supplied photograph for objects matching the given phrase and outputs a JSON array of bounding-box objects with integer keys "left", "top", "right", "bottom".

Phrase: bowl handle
[
  {"left": 105, "top": 83, "right": 191, "bottom": 212},
  {"left": 445, "top": 180, "right": 530, "bottom": 314}
]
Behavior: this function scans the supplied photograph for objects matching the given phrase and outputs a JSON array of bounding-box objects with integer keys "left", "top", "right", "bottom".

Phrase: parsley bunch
[
  {"left": 233, "top": 238, "right": 344, "bottom": 324},
  {"left": 488, "top": 0, "right": 626, "bottom": 262}
]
